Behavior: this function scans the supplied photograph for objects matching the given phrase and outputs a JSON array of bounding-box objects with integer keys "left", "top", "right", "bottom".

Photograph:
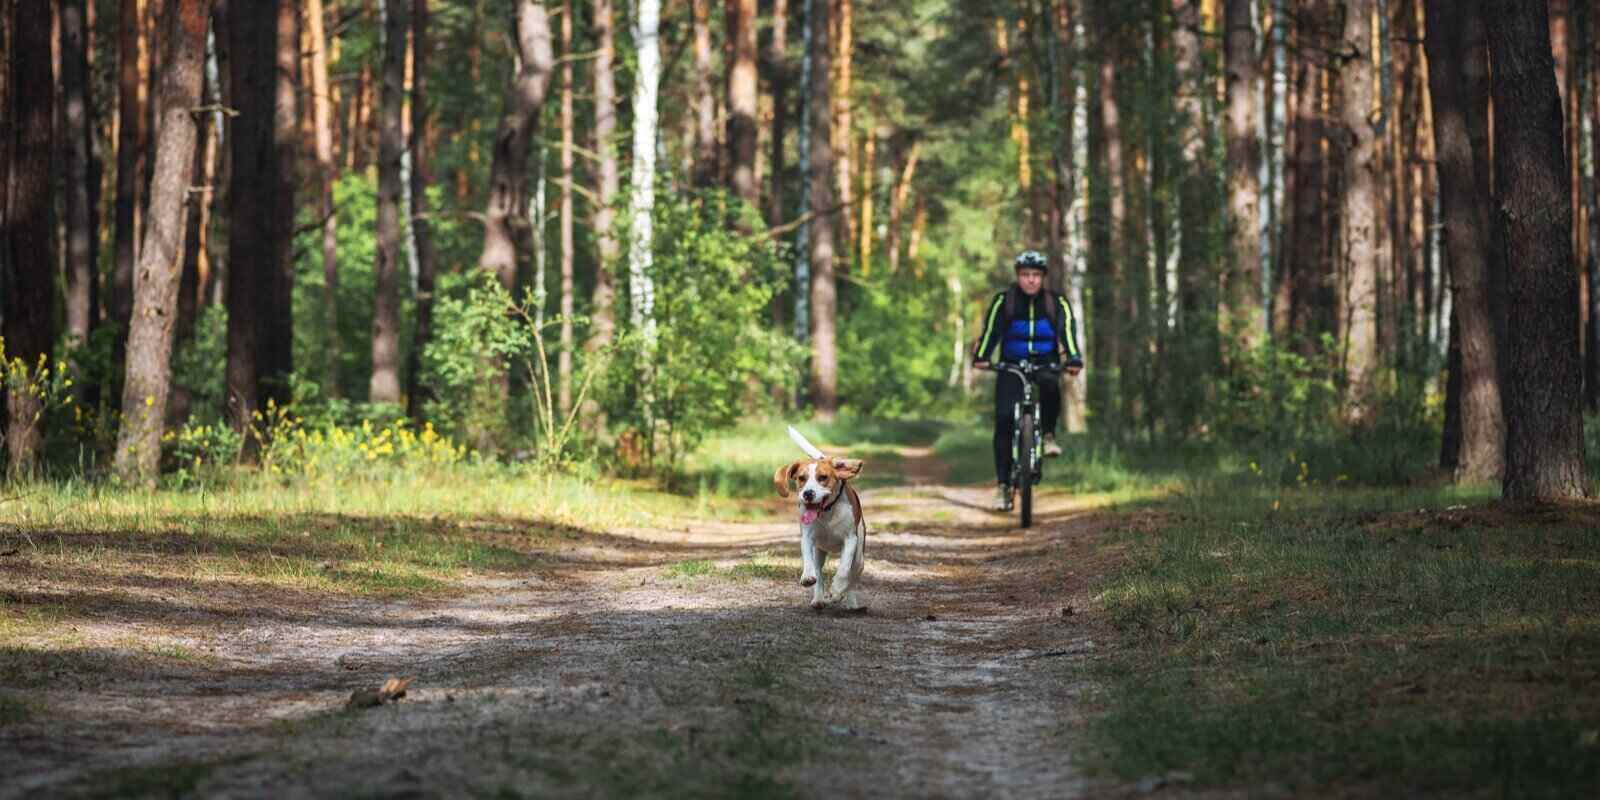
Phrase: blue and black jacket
[{"left": 972, "top": 286, "right": 1083, "bottom": 366}]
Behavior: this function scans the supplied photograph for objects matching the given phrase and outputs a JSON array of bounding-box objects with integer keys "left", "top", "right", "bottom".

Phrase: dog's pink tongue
[{"left": 800, "top": 508, "right": 819, "bottom": 525}]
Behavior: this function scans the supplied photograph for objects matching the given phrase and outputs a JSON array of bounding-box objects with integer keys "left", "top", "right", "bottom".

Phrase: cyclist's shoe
[
  {"left": 993, "top": 484, "right": 1014, "bottom": 512},
  {"left": 1043, "top": 435, "right": 1062, "bottom": 458}
]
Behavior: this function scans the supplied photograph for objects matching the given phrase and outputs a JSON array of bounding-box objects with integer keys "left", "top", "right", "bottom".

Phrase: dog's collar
[{"left": 817, "top": 480, "right": 850, "bottom": 514}]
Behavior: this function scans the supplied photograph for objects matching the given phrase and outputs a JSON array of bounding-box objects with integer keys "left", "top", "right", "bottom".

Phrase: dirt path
[{"left": 2, "top": 457, "right": 1122, "bottom": 798}]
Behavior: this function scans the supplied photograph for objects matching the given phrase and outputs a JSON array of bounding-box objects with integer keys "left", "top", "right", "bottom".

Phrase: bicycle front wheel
[{"left": 1018, "top": 412, "right": 1035, "bottom": 528}]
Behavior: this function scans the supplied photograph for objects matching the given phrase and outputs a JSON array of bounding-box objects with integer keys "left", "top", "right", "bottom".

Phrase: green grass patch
[
  {"left": 662, "top": 555, "right": 794, "bottom": 583},
  {"left": 1082, "top": 484, "right": 1600, "bottom": 796},
  {"left": 0, "top": 692, "right": 36, "bottom": 726},
  {"left": 79, "top": 758, "right": 236, "bottom": 799},
  {"left": 674, "top": 417, "right": 940, "bottom": 499}
]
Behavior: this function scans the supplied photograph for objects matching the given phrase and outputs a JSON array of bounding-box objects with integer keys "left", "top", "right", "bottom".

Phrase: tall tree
[
  {"left": 113, "top": 0, "right": 146, "bottom": 354},
  {"left": 558, "top": 0, "right": 575, "bottom": 414},
  {"left": 113, "top": 0, "right": 210, "bottom": 482},
  {"left": 1484, "top": 0, "right": 1588, "bottom": 500},
  {"left": 1339, "top": 0, "right": 1379, "bottom": 422},
  {"left": 1425, "top": 0, "right": 1502, "bottom": 483},
  {"left": 765, "top": 0, "right": 790, "bottom": 230},
  {"left": 629, "top": 0, "right": 661, "bottom": 345},
  {"left": 479, "top": 3, "right": 554, "bottom": 300},
  {"left": 1224, "top": 0, "right": 1263, "bottom": 344},
  {"left": 808, "top": 0, "right": 837, "bottom": 417},
  {"left": 225, "top": 0, "right": 276, "bottom": 446},
  {"left": 691, "top": 0, "right": 717, "bottom": 186},
  {"left": 589, "top": 0, "right": 619, "bottom": 355},
  {"left": 307, "top": 0, "right": 340, "bottom": 397},
  {"left": 726, "top": 0, "right": 759, "bottom": 207},
  {"left": 2, "top": 0, "right": 57, "bottom": 476},
  {"left": 406, "top": 0, "right": 440, "bottom": 419},
  {"left": 832, "top": 0, "right": 853, "bottom": 250},
  {"left": 60, "top": 0, "right": 96, "bottom": 351},
  {"left": 370, "top": 0, "right": 406, "bottom": 405},
  {"left": 266, "top": 0, "right": 298, "bottom": 407}
]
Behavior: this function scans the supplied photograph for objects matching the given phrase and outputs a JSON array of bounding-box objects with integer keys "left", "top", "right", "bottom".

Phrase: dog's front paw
[
  {"left": 800, "top": 574, "right": 817, "bottom": 587},
  {"left": 810, "top": 596, "right": 828, "bottom": 610}
]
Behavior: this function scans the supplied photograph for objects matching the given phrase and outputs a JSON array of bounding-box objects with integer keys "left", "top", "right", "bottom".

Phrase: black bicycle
[{"left": 984, "top": 360, "right": 1059, "bottom": 528}]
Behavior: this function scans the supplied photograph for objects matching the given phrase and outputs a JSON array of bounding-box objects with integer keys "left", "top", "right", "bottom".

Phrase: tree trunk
[
  {"left": 831, "top": 0, "right": 853, "bottom": 251},
  {"left": 225, "top": 0, "right": 275, "bottom": 448},
  {"left": 629, "top": 0, "right": 661, "bottom": 347},
  {"left": 1485, "top": 0, "right": 1588, "bottom": 500},
  {"left": 113, "top": 0, "right": 146, "bottom": 358},
  {"left": 1426, "top": 0, "right": 1503, "bottom": 483},
  {"left": 370, "top": 0, "right": 405, "bottom": 405},
  {"left": 3, "top": 0, "right": 57, "bottom": 477},
  {"left": 1224, "top": 0, "right": 1263, "bottom": 344},
  {"left": 887, "top": 138, "right": 918, "bottom": 274},
  {"left": 265, "top": 0, "right": 297, "bottom": 408},
  {"left": 1340, "top": 0, "right": 1379, "bottom": 423},
  {"left": 589, "top": 0, "right": 619, "bottom": 354},
  {"left": 172, "top": 37, "right": 217, "bottom": 426},
  {"left": 478, "top": 3, "right": 553, "bottom": 293},
  {"left": 406, "top": 0, "right": 438, "bottom": 419},
  {"left": 1589, "top": 0, "right": 1600, "bottom": 413},
  {"left": 113, "top": 0, "right": 209, "bottom": 483},
  {"left": 726, "top": 0, "right": 758, "bottom": 207},
  {"left": 558, "top": 0, "right": 575, "bottom": 416},
  {"left": 808, "top": 0, "right": 837, "bottom": 417},
  {"left": 691, "top": 0, "right": 717, "bottom": 187},
  {"left": 60, "top": 0, "right": 95, "bottom": 352},
  {"left": 1088, "top": 5, "right": 1126, "bottom": 434},
  {"left": 793, "top": 0, "right": 813, "bottom": 342},
  {"left": 765, "top": 0, "right": 789, "bottom": 230},
  {"left": 308, "top": 0, "right": 341, "bottom": 398},
  {"left": 858, "top": 124, "right": 874, "bottom": 272}
]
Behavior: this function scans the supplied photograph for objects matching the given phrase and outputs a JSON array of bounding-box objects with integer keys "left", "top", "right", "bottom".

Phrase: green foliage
[
  {"left": 602, "top": 190, "right": 804, "bottom": 467},
  {"left": 160, "top": 421, "right": 243, "bottom": 487},
  {"left": 837, "top": 274, "right": 961, "bottom": 418},
  {"left": 258, "top": 405, "right": 467, "bottom": 480},
  {"left": 420, "top": 271, "right": 528, "bottom": 450},
  {"left": 1214, "top": 335, "right": 1342, "bottom": 448},
  {"left": 172, "top": 305, "right": 230, "bottom": 423}
]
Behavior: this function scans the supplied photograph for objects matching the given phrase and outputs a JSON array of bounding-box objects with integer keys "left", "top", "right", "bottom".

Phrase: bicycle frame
[{"left": 989, "top": 361, "right": 1058, "bottom": 489}]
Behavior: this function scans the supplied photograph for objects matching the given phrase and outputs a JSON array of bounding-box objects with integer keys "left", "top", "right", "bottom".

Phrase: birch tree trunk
[
  {"left": 629, "top": 0, "right": 661, "bottom": 346},
  {"left": 113, "top": 0, "right": 210, "bottom": 483},
  {"left": 1340, "top": 0, "right": 1379, "bottom": 424},
  {"left": 808, "top": 0, "right": 837, "bottom": 417},
  {"left": 370, "top": 0, "right": 406, "bottom": 405},
  {"left": 793, "top": 0, "right": 812, "bottom": 343}
]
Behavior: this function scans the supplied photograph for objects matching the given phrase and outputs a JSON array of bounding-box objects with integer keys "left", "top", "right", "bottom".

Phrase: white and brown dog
[{"left": 774, "top": 426, "right": 868, "bottom": 611}]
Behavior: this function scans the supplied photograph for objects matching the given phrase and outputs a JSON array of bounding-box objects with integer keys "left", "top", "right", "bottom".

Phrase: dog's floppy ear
[
  {"left": 832, "top": 458, "right": 863, "bottom": 480},
  {"left": 773, "top": 460, "right": 805, "bottom": 497}
]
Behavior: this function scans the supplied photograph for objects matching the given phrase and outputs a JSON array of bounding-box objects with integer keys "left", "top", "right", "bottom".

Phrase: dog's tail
[{"left": 787, "top": 425, "right": 825, "bottom": 459}]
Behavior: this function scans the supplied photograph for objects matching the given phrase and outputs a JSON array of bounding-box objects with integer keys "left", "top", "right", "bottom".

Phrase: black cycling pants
[{"left": 994, "top": 367, "right": 1061, "bottom": 485}]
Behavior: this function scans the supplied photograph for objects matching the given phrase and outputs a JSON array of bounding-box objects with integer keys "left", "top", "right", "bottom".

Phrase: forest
[{"left": 2, "top": 0, "right": 1599, "bottom": 797}]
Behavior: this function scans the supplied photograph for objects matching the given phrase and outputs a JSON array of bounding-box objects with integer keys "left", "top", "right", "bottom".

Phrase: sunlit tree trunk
[
  {"left": 3, "top": 0, "right": 57, "bottom": 477},
  {"left": 1485, "top": 0, "right": 1588, "bottom": 500},
  {"left": 558, "top": 0, "right": 574, "bottom": 415},
  {"left": 629, "top": 0, "right": 660, "bottom": 347},
  {"left": 172, "top": 34, "right": 218, "bottom": 426},
  {"left": 809, "top": 0, "right": 837, "bottom": 417},
  {"left": 480, "top": 2, "right": 554, "bottom": 298},
  {"left": 831, "top": 0, "right": 853, "bottom": 251},
  {"left": 370, "top": 0, "right": 405, "bottom": 405},
  {"left": 727, "top": 0, "right": 758, "bottom": 208},
  {"left": 406, "top": 0, "right": 439, "bottom": 419},
  {"left": 858, "top": 124, "right": 874, "bottom": 271},
  {"left": 887, "top": 138, "right": 919, "bottom": 274},
  {"left": 766, "top": 0, "right": 789, "bottom": 230},
  {"left": 1224, "top": 0, "right": 1263, "bottom": 345},
  {"left": 1426, "top": 0, "right": 1502, "bottom": 483},
  {"left": 1340, "top": 0, "right": 1379, "bottom": 423},
  {"left": 308, "top": 0, "right": 341, "bottom": 397},
  {"left": 691, "top": 0, "right": 717, "bottom": 187},
  {"left": 114, "top": 0, "right": 210, "bottom": 483}
]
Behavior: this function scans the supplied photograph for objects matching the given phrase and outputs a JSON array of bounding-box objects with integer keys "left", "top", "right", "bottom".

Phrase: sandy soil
[{"left": 1, "top": 453, "right": 1126, "bottom": 798}]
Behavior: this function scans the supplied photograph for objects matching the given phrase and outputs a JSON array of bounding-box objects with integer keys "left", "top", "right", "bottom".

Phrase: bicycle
[{"left": 982, "top": 360, "right": 1060, "bottom": 528}]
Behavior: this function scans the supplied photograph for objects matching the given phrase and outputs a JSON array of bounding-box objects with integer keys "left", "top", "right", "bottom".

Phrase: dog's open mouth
[{"left": 800, "top": 503, "right": 825, "bottom": 525}]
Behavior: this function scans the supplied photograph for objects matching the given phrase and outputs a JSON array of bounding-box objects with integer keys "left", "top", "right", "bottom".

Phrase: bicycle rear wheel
[{"left": 1018, "top": 412, "right": 1035, "bottom": 528}]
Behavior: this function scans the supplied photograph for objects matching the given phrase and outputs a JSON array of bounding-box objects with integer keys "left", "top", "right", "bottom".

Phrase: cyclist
[{"left": 971, "top": 250, "right": 1084, "bottom": 511}]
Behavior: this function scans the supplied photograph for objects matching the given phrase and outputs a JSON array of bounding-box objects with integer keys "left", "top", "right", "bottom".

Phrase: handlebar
[{"left": 977, "top": 361, "right": 1063, "bottom": 378}]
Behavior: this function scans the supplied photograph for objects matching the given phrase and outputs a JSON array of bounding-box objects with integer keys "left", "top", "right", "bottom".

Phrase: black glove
[{"left": 1064, "top": 358, "right": 1084, "bottom": 370}]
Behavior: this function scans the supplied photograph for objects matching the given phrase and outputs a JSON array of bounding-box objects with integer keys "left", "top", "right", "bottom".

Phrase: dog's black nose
[{"left": 802, "top": 490, "right": 814, "bottom": 502}]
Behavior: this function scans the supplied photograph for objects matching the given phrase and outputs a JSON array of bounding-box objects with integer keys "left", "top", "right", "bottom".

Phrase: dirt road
[{"left": 2, "top": 457, "right": 1119, "bottom": 798}]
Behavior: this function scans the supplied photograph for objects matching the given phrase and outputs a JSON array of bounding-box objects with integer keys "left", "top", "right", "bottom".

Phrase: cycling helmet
[{"left": 1014, "top": 250, "right": 1048, "bottom": 272}]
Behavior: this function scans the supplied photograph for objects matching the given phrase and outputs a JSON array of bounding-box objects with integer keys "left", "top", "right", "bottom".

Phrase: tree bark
[
  {"left": 225, "top": 0, "right": 275, "bottom": 448},
  {"left": 858, "top": 125, "right": 874, "bottom": 272},
  {"left": 726, "top": 0, "right": 758, "bottom": 208},
  {"left": 1426, "top": 0, "right": 1503, "bottom": 482},
  {"left": 114, "top": 0, "right": 210, "bottom": 483},
  {"left": 1340, "top": 0, "right": 1379, "bottom": 423},
  {"left": 479, "top": 2, "right": 553, "bottom": 293},
  {"left": 406, "top": 0, "right": 439, "bottom": 419},
  {"left": 1485, "top": 0, "right": 1588, "bottom": 500},
  {"left": 887, "top": 138, "right": 918, "bottom": 274},
  {"left": 370, "top": 0, "right": 405, "bottom": 405},
  {"left": 765, "top": 0, "right": 789, "bottom": 230},
  {"left": 691, "top": 0, "right": 717, "bottom": 187},
  {"left": 263, "top": 0, "right": 297, "bottom": 408},
  {"left": 60, "top": 0, "right": 96, "bottom": 351},
  {"left": 308, "top": 0, "right": 341, "bottom": 398},
  {"left": 113, "top": 0, "right": 146, "bottom": 356},
  {"left": 1224, "top": 0, "right": 1263, "bottom": 344},
  {"left": 808, "top": 0, "right": 837, "bottom": 417},
  {"left": 589, "top": 0, "right": 619, "bottom": 356},
  {"left": 831, "top": 0, "right": 853, "bottom": 251},
  {"left": 558, "top": 0, "right": 575, "bottom": 416},
  {"left": 629, "top": 0, "right": 661, "bottom": 345},
  {"left": 3, "top": 0, "right": 57, "bottom": 477}
]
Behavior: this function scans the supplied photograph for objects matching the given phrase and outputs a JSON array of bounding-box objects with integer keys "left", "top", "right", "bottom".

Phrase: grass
[
  {"left": 0, "top": 691, "right": 36, "bottom": 726},
  {"left": 1080, "top": 482, "right": 1600, "bottom": 796},
  {"left": 675, "top": 416, "right": 943, "bottom": 499},
  {"left": 662, "top": 552, "right": 796, "bottom": 583}
]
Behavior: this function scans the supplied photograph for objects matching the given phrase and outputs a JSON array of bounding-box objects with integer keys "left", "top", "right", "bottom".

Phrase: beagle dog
[{"left": 774, "top": 427, "right": 867, "bottom": 611}]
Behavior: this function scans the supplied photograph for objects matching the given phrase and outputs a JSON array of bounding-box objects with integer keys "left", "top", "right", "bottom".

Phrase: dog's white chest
[{"left": 801, "top": 496, "right": 858, "bottom": 553}]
